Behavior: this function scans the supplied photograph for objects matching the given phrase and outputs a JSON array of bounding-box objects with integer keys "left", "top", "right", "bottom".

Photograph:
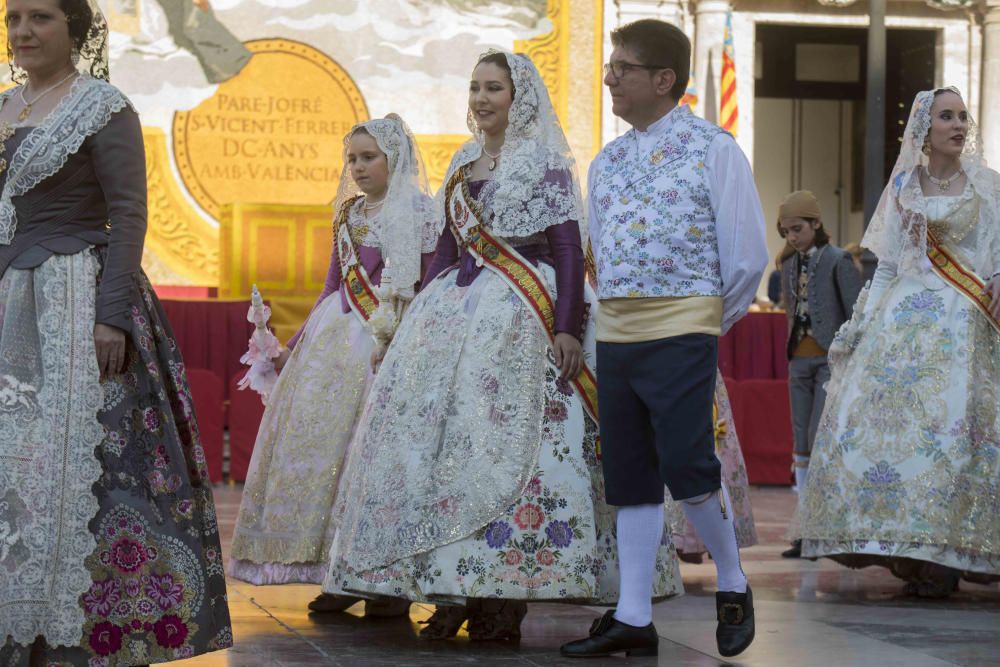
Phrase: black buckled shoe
[
  {"left": 559, "top": 610, "right": 658, "bottom": 658},
  {"left": 782, "top": 540, "right": 802, "bottom": 559},
  {"left": 716, "top": 586, "right": 755, "bottom": 657}
]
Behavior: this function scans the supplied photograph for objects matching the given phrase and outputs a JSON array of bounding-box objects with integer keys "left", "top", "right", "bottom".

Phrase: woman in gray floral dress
[{"left": 0, "top": 1, "right": 231, "bottom": 664}]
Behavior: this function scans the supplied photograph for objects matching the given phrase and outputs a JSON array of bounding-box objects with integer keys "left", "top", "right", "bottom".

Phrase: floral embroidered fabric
[
  {"left": 325, "top": 362, "right": 682, "bottom": 604},
  {"left": 795, "top": 191, "right": 1000, "bottom": 576},
  {"left": 0, "top": 252, "right": 232, "bottom": 663},
  {"left": 229, "top": 292, "right": 375, "bottom": 585},
  {"left": 323, "top": 169, "right": 682, "bottom": 603},
  {"left": 588, "top": 106, "right": 727, "bottom": 299}
]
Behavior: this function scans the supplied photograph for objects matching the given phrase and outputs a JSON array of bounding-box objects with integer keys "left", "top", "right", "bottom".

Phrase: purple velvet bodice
[
  {"left": 422, "top": 179, "right": 585, "bottom": 337},
  {"left": 287, "top": 242, "right": 434, "bottom": 349}
]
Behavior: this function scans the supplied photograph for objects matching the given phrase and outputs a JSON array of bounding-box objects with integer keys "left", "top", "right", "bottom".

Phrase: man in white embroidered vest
[{"left": 561, "top": 19, "right": 767, "bottom": 659}]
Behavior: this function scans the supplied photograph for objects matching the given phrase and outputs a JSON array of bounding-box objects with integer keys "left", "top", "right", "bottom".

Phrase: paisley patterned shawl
[{"left": 0, "top": 75, "right": 134, "bottom": 245}]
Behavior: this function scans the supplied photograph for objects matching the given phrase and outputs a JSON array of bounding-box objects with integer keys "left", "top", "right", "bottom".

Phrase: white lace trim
[
  {"left": 0, "top": 251, "right": 105, "bottom": 646},
  {"left": 862, "top": 86, "right": 1000, "bottom": 278},
  {"left": 443, "top": 52, "right": 585, "bottom": 240},
  {"left": 0, "top": 76, "right": 135, "bottom": 245},
  {"left": 332, "top": 116, "right": 436, "bottom": 297}
]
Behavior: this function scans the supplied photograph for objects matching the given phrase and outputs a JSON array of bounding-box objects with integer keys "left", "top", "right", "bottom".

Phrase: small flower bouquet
[{"left": 237, "top": 284, "right": 281, "bottom": 402}]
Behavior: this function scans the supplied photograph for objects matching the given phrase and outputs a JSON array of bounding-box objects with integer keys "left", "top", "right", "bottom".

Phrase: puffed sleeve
[
  {"left": 704, "top": 134, "right": 768, "bottom": 334},
  {"left": 421, "top": 227, "right": 459, "bottom": 287},
  {"left": 287, "top": 246, "right": 342, "bottom": 350}
]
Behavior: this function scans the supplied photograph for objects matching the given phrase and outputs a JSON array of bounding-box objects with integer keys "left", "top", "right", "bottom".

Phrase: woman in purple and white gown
[
  {"left": 322, "top": 51, "right": 682, "bottom": 642},
  {"left": 227, "top": 115, "right": 438, "bottom": 614}
]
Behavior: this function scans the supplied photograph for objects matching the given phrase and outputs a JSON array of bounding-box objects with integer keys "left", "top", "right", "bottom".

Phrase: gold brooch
[{"left": 650, "top": 150, "right": 664, "bottom": 165}]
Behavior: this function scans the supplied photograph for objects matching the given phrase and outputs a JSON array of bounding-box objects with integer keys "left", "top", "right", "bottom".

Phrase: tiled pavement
[{"left": 173, "top": 486, "right": 1000, "bottom": 667}]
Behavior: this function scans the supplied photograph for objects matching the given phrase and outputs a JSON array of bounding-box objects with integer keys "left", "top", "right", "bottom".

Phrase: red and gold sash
[
  {"left": 336, "top": 197, "right": 380, "bottom": 324},
  {"left": 926, "top": 230, "right": 1000, "bottom": 335},
  {"left": 445, "top": 169, "right": 599, "bottom": 426}
]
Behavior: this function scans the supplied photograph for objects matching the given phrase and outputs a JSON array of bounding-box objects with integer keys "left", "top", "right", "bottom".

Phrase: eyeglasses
[{"left": 603, "top": 61, "right": 670, "bottom": 81}]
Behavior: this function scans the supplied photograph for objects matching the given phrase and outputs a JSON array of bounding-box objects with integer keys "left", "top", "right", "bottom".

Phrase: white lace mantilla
[
  {"left": 332, "top": 115, "right": 436, "bottom": 299},
  {"left": 0, "top": 76, "right": 135, "bottom": 245},
  {"left": 0, "top": 251, "right": 105, "bottom": 646},
  {"left": 861, "top": 87, "right": 1000, "bottom": 278},
  {"left": 441, "top": 52, "right": 585, "bottom": 240}
]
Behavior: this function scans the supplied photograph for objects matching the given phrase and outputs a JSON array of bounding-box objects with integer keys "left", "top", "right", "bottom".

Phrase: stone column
[
  {"left": 982, "top": 0, "right": 1000, "bottom": 166},
  {"left": 693, "top": 0, "right": 731, "bottom": 125},
  {"left": 616, "top": 0, "right": 685, "bottom": 27}
]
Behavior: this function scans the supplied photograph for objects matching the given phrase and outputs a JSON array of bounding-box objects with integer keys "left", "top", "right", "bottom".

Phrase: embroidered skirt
[
  {"left": 0, "top": 249, "right": 232, "bottom": 665},
  {"left": 323, "top": 265, "right": 683, "bottom": 603},
  {"left": 228, "top": 291, "right": 374, "bottom": 585},
  {"left": 794, "top": 271, "right": 1000, "bottom": 578}
]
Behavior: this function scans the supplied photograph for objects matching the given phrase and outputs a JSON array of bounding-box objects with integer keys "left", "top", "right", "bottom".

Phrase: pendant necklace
[
  {"left": 18, "top": 70, "right": 79, "bottom": 122},
  {"left": 925, "top": 165, "right": 964, "bottom": 193},
  {"left": 483, "top": 146, "right": 501, "bottom": 171}
]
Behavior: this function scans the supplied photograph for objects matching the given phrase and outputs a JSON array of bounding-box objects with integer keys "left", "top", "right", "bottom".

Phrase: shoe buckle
[{"left": 718, "top": 602, "right": 744, "bottom": 625}]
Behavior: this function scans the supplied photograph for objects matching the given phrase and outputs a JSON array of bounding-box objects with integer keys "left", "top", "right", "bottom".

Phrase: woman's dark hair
[
  {"left": 921, "top": 88, "right": 964, "bottom": 152},
  {"left": 475, "top": 51, "right": 516, "bottom": 99},
  {"left": 6, "top": 0, "right": 104, "bottom": 82},
  {"left": 610, "top": 19, "right": 690, "bottom": 102},
  {"left": 61, "top": 0, "right": 95, "bottom": 51}
]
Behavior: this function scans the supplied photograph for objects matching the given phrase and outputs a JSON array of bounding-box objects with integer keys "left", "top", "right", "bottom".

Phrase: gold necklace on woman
[{"left": 18, "top": 70, "right": 78, "bottom": 122}]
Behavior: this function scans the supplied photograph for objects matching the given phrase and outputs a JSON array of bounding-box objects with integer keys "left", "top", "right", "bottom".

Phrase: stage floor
[{"left": 177, "top": 486, "right": 1000, "bottom": 667}]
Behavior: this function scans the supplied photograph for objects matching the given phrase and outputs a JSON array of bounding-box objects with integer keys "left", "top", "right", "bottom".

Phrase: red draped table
[
  {"left": 160, "top": 298, "right": 263, "bottom": 481},
  {"left": 160, "top": 301, "right": 793, "bottom": 485},
  {"left": 719, "top": 311, "right": 794, "bottom": 485},
  {"left": 719, "top": 311, "right": 788, "bottom": 381}
]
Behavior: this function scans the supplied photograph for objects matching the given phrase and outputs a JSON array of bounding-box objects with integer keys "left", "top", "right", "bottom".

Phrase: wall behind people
[{"left": 0, "top": 0, "right": 603, "bottom": 289}]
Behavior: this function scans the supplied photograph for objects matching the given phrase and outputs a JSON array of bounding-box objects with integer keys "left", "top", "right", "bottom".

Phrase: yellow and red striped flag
[{"left": 720, "top": 11, "right": 738, "bottom": 136}]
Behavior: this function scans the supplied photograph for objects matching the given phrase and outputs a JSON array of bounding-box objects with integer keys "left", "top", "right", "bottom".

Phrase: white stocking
[
  {"left": 680, "top": 485, "right": 747, "bottom": 593},
  {"left": 612, "top": 503, "right": 664, "bottom": 627}
]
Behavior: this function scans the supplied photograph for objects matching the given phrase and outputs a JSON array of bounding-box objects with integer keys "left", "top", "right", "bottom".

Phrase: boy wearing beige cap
[{"left": 777, "top": 191, "right": 861, "bottom": 558}]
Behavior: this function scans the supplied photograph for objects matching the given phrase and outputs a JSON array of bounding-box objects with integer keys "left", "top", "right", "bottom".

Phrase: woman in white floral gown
[
  {"left": 228, "top": 115, "right": 438, "bottom": 614},
  {"left": 794, "top": 88, "right": 1000, "bottom": 597},
  {"left": 323, "top": 51, "right": 682, "bottom": 640}
]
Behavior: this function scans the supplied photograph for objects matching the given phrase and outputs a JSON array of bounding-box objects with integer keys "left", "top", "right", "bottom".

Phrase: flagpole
[{"left": 862, "top": 0, "right": 886, "bottom": 280}]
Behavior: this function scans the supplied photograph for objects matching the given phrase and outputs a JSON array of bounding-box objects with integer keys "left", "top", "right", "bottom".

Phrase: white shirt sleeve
[
  {"left": 586, "top": 158, "right": 602, "bottom": 262},
  {"left": 704, "top": 134, "right": 768, "bottom": 334}
]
